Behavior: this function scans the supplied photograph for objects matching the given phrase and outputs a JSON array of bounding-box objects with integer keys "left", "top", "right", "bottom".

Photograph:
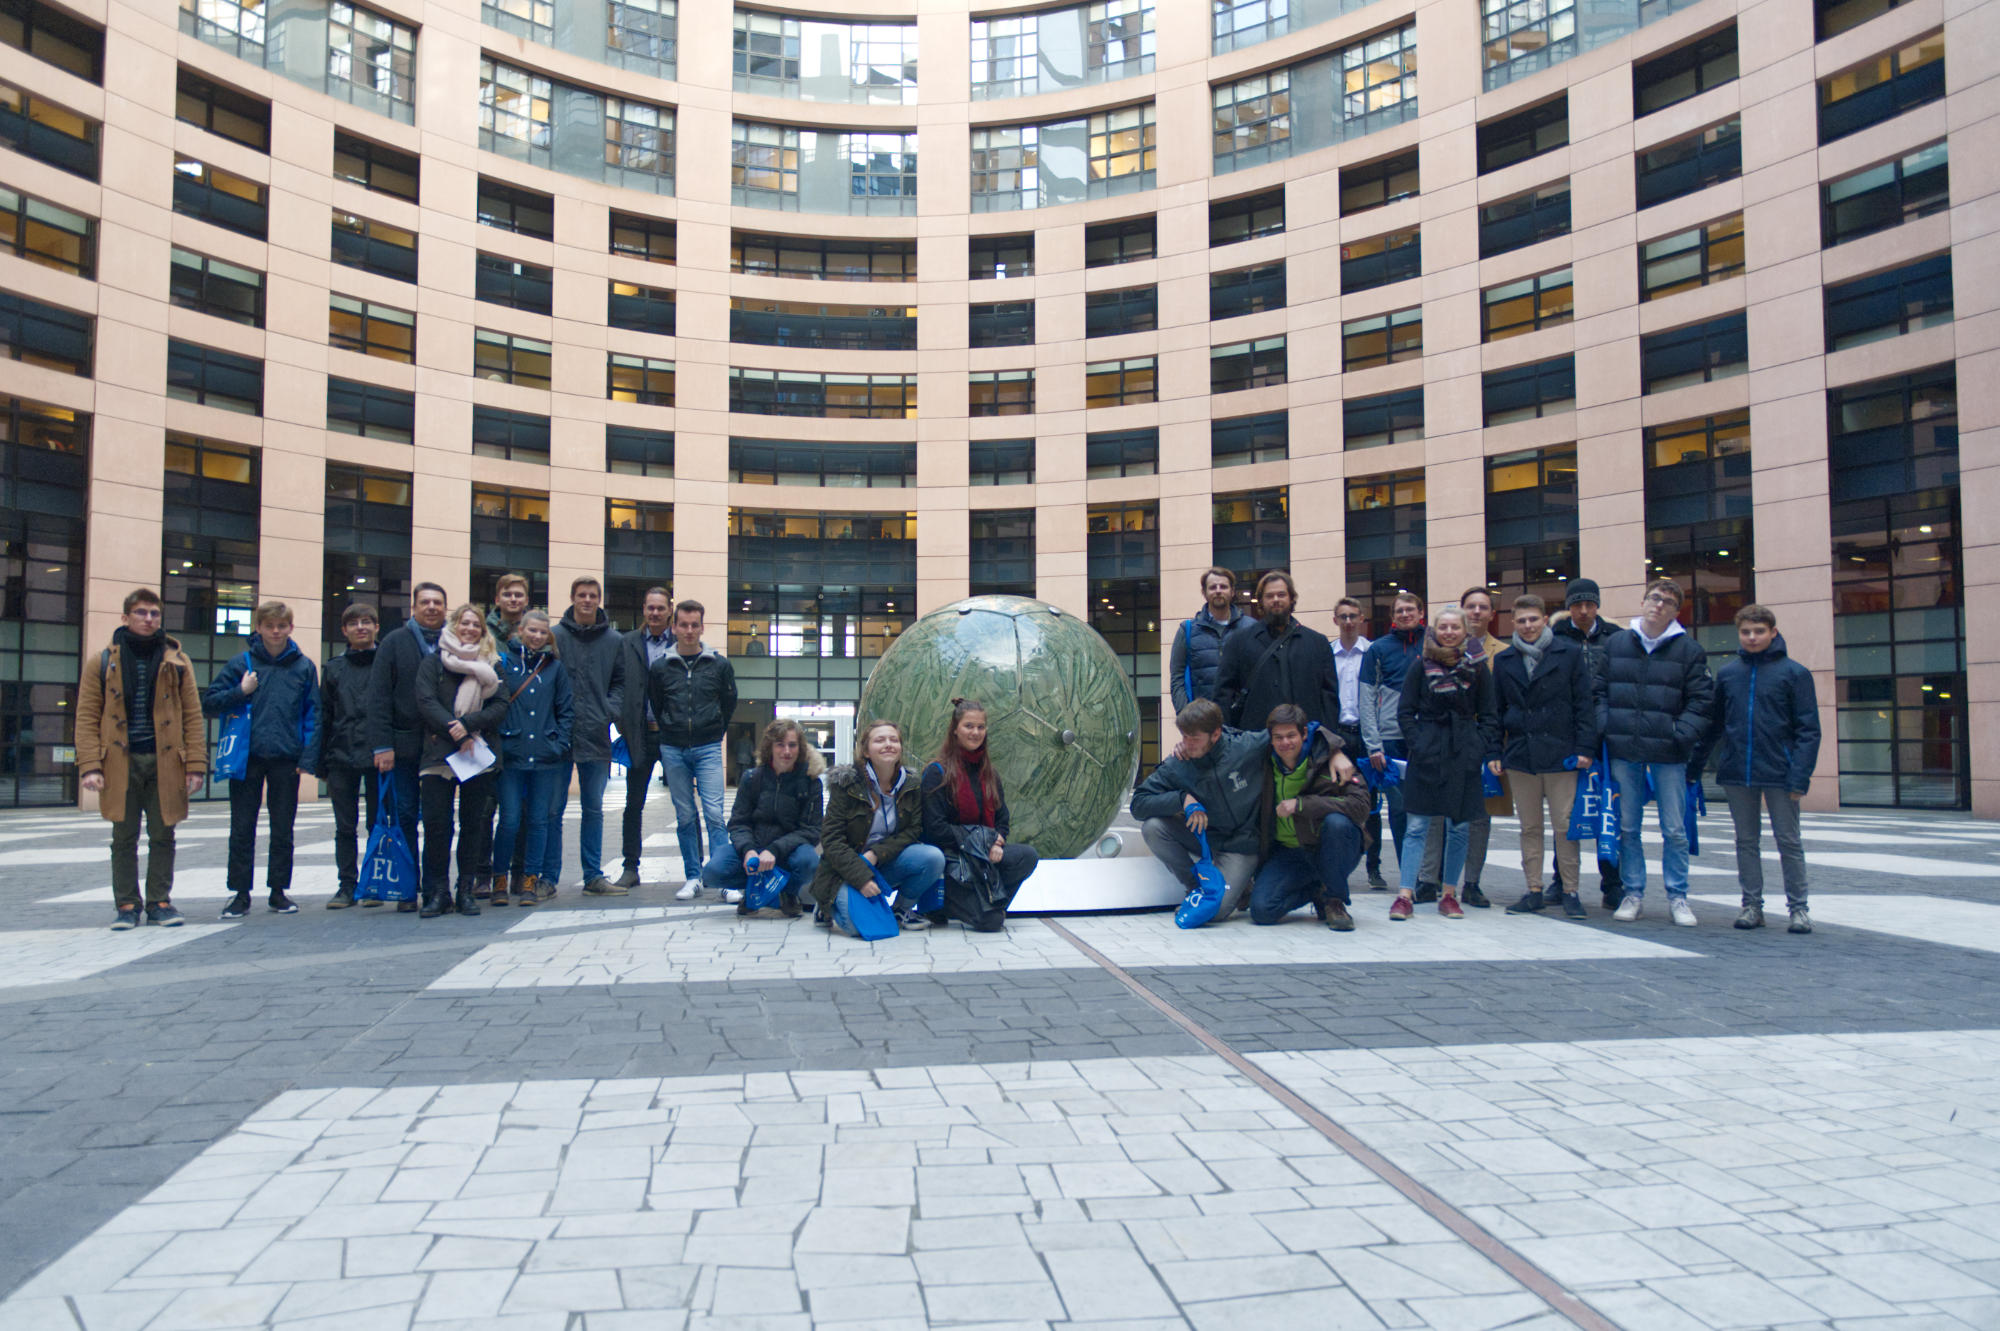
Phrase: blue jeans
[
  {"left": 1401, "top": 813, "right": 1468, "bottom": 891},
  {"left": 1612, "top": 758, "right": 1688, "bottom": 900},
  {"left": 659, "top": 742, "right": 728, "bottom": 881},
  {"left": 493, "top": 765, "right": 566, "bottom": 886},
  {"left": 544, "top": 761, "right": 610, "bottom": 884},
  {"left": 1250, "top": 816, "right": 1363, "bottom": 924},
  {"left": 701, "top": 842, "right": 821, "bottom": 899},
  {"left": 1376, "top": 741, "right": 1408, "bottom": 870},
  {"left": 873, "top": 842, "right": 946, "bottom": 909}
]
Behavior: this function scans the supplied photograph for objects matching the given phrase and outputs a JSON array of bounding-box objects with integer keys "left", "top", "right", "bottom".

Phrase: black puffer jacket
[
  {"left": 553, "top": 610, "right": 621, "bottom": 764},
  {"left": 414, "top": 652, "right": 512, "bottom": 770},
  {"left": 1168, "top": 606, "right": 1250, "bottom": 710},
  {"left": 320, "top": 646, "right": 377, "bottom": 770},
  {"left": 1600, "top": 622, "right": 1716, "bottom": 765},
  {"left": 645, "top": 645, "right": 738, "bottom": 749},
  {"left": 727, "top": 756, "right": 826, "bottom": 862},
  {"left": 1492, "top": 634, "right": 1600, "bottom": 773}
]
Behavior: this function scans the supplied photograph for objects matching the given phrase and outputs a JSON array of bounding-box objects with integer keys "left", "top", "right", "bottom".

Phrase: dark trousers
[
  {"left": 620, "top": 735, "right": 661, "bottom": 872},
  {"left": 1338, "top": 724, "right": 1385, "bottom": 879},
  {"left": 227, "top": 756, "right": 298, "bottom": 896},
  {"left": 110, "top": 752, "right": 175, "bottom": 909},
  {"left": 1250, "top": 815, "right": 1363, "bottom": 924},
  {"left": 326, "top": 763, "right": 380, "bottom": 893},
  {"left": 383, "top": 756, "right": 423, "bottom": 870},
  {"left": 421, "top": 770, "right": 499, "bottom": 899}
]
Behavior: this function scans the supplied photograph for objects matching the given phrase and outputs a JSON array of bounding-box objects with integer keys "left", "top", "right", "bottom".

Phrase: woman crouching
[
  {"left": 703, "top": 718, "right": 824, "bottom": 918},
  {"left": 920, "top": 698, "right": 1038, "bottom": 931},
  {"left": 810, "top": 719, "right": 943, "bottom": 935}
]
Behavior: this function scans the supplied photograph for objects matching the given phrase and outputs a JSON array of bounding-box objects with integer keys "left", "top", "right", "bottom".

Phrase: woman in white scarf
[{"left": 414, "top": 605, "right": 512, "bottom": 918}]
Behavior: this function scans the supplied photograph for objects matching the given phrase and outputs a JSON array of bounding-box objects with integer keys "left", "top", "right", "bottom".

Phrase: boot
[
  {"left": 418, "top": 885, "right": 445, "bottom": 918},
  {"left": 457, "top": 885, "right": 481, "bottom": 916},
  {"left": 1461, "top": 883, "right": 1491, "bottom": 909},
  {"left": 1734, "top": 901, "right": 1764, "bottom": 930},
  {"left": 472, "top": 873, "right": 492, "bottom": 901},
  {"left": 508, "top": 871, "right": 525, "bottom": 902},
  {"left": 488, "top": 876, "right": 510, "bottom": 907},
  {"left": 396, "top": 896, "right": 418, "bottom": 913},
  {"left": 516, "top": 875, "right": 540, "bottom": 908},
  {"left": 1413, "top": 883, "right": 1440, "bottom": 904},
  {"left": 327, "top": 886, "right": 355, "bottom": 910}
]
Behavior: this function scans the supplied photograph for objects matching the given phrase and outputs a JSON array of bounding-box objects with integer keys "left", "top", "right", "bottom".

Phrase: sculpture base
[{"left": 1007, "top": 856, "right": 1181, "bottom": 915}]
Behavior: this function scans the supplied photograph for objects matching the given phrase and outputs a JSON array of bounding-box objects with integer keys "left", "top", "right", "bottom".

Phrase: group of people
[
  {"left": 1147, "top": 565, "right": 1822, "bottom": 934},
  {"left": 75, "top": 578, "right": 1042, "bottom": 938}
]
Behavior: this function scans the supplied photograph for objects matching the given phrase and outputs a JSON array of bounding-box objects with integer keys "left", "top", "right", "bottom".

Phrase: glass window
[
  {"left": 730, "top": 439, "right": 915, "bottom": 488},
  {"left": 474, "top": 329, "right": 553, "bottom": 390},
  {"left": 1818, "top": 0, "right": 1910, "bottom": 40},
  {"left": 1085, "top": 359, "right": 1157, "bottom": 409},
  {"left": 1213, "top": 71, "right": 1290, "bottom": 171},
  {"left": 1341, "top": 227, "right": 1420, "bottom": 293},
  {"left": 172, "top": 156, "right": 264, "bottom": 239},
  {"left": 729, "top": 299, "right": 912, "bottom": 351},
  {"left": 1213, "top": 411, "right": 1287, "bottom": 466},
  {"left": 1089, "top": 0, "right": 1154, "bottom": 75},
  {"left": 326, "top": 1, "right": 416, "bottom": 121},
  {"left": 605, "top": 97, "right": 674, "bottom": 186},
  {"left": 170, "top": 248, "right": 263, "bottom": 327},
  {"left": 1483, "top": 355, "right": 1574, "bottom": 424},
  {"left": 323, "top": 461, "right": 413, "bottom": 642},
  {"left": 1482, "top": 268, "right": 1572, "bottom": 342},
  {"left": 1344, "top": 388, "right": 1423, "bottom": 450},
  {"left": 1824, "top": 254, "right": 1953, "bottom": 352},
  {"left": 612, "top": 211, "right": 676, "bottom": 264},
  {"left": 179, "top": 0, "right": 265, "bottom": 59},
  {"left": 1087, "top": 427, "right": 1158, "bottom": 478},
  {"left": 1212, "top": 487, "right": 1289, "bottom": 584},
  {"left": 1, "top": 0, "right": 103, "bottom": 81},
  {"left": 175, "top": 69, "right": 268, "bottom": 151},
  {"left": 0, "top": 75, "right": 99, "bottom": 181},
  {"left": 969, "top": 301, "right": 1035, "bottom": 349},
  {"left": 0, "top": 184, "right": 92, "bottom": 276},
  {"left": 479, "top": 58, "right": 551, "bottom": 160},
  {"left": 1342, "top": 151, "right": 1419, "bottom": 217},
  {"left": 971, "top": 234, "right": 1032, "bottom": 279},
  {"left": 1823, "top": 141, "right": 1947, "bottom": 247},
  {"left": 1086, "top": 217, "right": 1156, "bottom": 267},
  {"left": 327, "top": 376, "right": 413, "bottom": 441},
  {"left": 1640, "top": 313, "right": 1749, "bottom": 394},
  {"left": 166, "top": 339, "right": 260, "bottom": 413},
  {"left": 969, "top": 507, "right": 1035, "bottom": 595},
  {"left": 608, "top": 354, "right": 674, "bottom": 406},
  {"left": 732, "top": 232, "right": 913, "bottom": 281},
  {"left": 1819, "top": 37, "right": 1944, "bottom": 145},
  {"left": 1634, "top": 25, "right": 1738, "bottom": 118},
  {"left": 0, "top": 290, "right": 89, "bottom": 375},
  {"left": 475, "top": 252, "right": 553, "bottom": 314},
  {"left": 1211, "top": 337, "right": 1286, "bottom": 392},
  {"left": 1341, "top": 23, "right": 1417, "bottom": 122},
  {"left": 1210, "top": 263, "right": 1285, "bottom": 319},
  {"left": 1211, "top": 189, "right": 1284, "bottom": 246},
  {"left": 1483, "top": 0, "right": 1576, "bottom": 79},
  {"left": 729, "top": 369, "right": 917, "bottom": 418},
  {"left": 969, "top": 439, "right": 1034, "bottom": 486},
  {"left": 1640, "top": 213, "right": 1745, "bottom": 300},
  {"left": 848, "top": 131, "right": 917, "bottom": 198},
  {"left": 970, "top": 370, "right": 1034, "bottom": 417},
  {"left": 1477, "top": 96, "right": 1567, "bottom": 174},
  {"left": 484, "top": 0, "right": 552, "bottom": 43},
  {"left": 469, "top": 485, "right": 551, "bottom": 608},
  {"left": 1479, "top": 182, "right": 1570, "bottom": 258},
  {"left": 731, "top": 120, "right": 798, "bottom": 196},
  {"left": 477, "top": 177, "right": 554, "bottom": 239},
  {"left": 332, "top": 130, "right": 418, "bottom": 201},
  {"left": 1090, "top": 103, "right": 1156, "bottom": 181},
  {"left": 612, "top": 282, "right": 678, "bottom": 337},
  {"left": 1341, "top": 307, "right": 1421, "bottom": 371},
  {"left": 606, "top": 0, "right": 676, "bottom": 76},
  {"left": 328, "top": 293, "right": 413, "bottom": 362},
  {"left": 1636, "top": 117, "right": 1741, "bottom": 210},
  {"left": 607, "top": 426, "right": 674, "bottom": 477},
  {"left": 1085, "top": 287, "right": 1157, "bottom": 338},
  {"left": 970, "top": 13, "right": 1035, "bottom": 97},
  {"left": 331, "top": 211, "right": 417, "bottom": 283},
  {"left": 471, "top": 406, "right": 550, "bottom": 463}
]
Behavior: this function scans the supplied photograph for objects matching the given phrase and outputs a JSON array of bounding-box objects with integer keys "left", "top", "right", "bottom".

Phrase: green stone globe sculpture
[{"left": 860, "top": 595, "right": 1141, "bottom": 859}]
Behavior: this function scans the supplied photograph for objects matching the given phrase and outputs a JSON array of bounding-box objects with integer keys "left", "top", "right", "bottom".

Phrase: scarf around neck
[
  {"left": 437, "top": 631, "right": 499, "bottom": 718},
  {"left": 1420, "top": 625, "right": 1479, "bottom": 694},
  {"left": 1511, "top": 627, "right": 1552, "bottom": 677}
]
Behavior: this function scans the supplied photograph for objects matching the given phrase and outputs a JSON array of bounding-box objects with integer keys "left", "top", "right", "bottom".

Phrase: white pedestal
[{"left": 1007, "top": 856, "right": 1182, "bottom": 914}]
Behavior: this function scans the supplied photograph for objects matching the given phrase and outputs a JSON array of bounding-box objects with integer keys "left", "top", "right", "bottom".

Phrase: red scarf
[{"left": 952, "top": 753, "right": 995, "bottom": 825}]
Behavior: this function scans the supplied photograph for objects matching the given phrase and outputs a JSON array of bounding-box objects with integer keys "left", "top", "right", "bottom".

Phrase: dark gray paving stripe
[{"left": 1041, "top": 917, "right": 1623, "bottom": 1331}]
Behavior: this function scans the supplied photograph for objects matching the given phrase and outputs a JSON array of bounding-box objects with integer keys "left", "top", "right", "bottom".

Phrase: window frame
[
  {"left": 473, "top": 328, "right": 554, "bottom": 390},
  {"left": 1477, "top": 96, "right": 1568, "bottom": 174},
  {"left": 470, "top": 405, "right": 552, "bottom": 463},
  {"left": 612, "top": 211, "right": 676, "bottom": 264},
  {"left": 1635, "top": 117, "right": 1742, "bottom": 210},
  {"left": 0, "top": 289, "right": 89, "bottom": 375},
  {"left": 1639, "top": 313, "right": 1750, "bottom": 395},
  {"left": 1478, "top": 182, "right": 1571, "bottom": 258},
  {"left": 175, "top": 68, "right": 270, "bottom": 152},
  {"left": 474, "top": 251, "right": 554, "bottom": 315},
  {"left": 1341, "top": 306, "right": 1422, "bottom": 371},
  {"left": 171, "top": 155, "right": 266, "bottom": 239},
  {"left": 1084, "top": 358, "right": 1158, "bottom": 409},
  {"left": 732, "top": 232, "right": 914, "bottom": 281},
  {"left": 1633, "top": 25, "right": 1739, "bottom": 118},
  {"left": 328, "top": 292, "right": 414, "bottom": 363},
  {"left": 968, "top": 369, "right": 1034, "bottom": 417},
  {"left": 169, "top": 247, "right": 264, "bottom": 327},
  {"left": 166, "top": 338, "right": 261, "bottom": 414},
  {"left": 325, "top": 0, "right": 416, "bottom": 120},
  {"left": 1345, "top": 387, "right": 1424, "bottom": 450},
  {"left": 331, "top": 210, "right": 417, "bottom": 283},
  {"left": 326, "top": 375, "right": 415, "bottom": 442},
  {"left": 1818, "top": 37, "right": 1945, "bottom": 146},
  {"left": 970, "top": 233, "right": 1033, "bottom": 279},
  {"left": 476, "top": 176, "right": 554, "bottom": 240},
  {"left": 1341, "top": 150, "right": 1419, "bottom": 216},
  {"left": 1823, "top": 254, "right": 1953, "bottom": 352},
  {"left": 0, "top": 76, "right": 99, "bottom": 181},
  {"left": 731, "top": 120, "right": 800, "bottom": 197},
  {"left": 1210, "top": 336, "right": 1287, "bottom": 393},
  {"left": 1085, "top": 216, "right": 1157, "bottom": 268},
  {"left": 1340, "top": 227, "right": 1421, "bottom": 294},
  {"left": 332, "top": 130, "right": 419, "bottom": 201},
  {"left": 0, "top": 0, "right": 103, "bottom": 81},
  {"left": 1482, "top": 268, "right": 1573, "bottom": 342},
  {"left": 728, "top": 368, "right": 917, "bottom": 418},
  {"left": 604, "top": 96, "right": 675, "bottom": 187},
  {"left": 1482, "top": 355, "right": 1576, "bottom": 425},
  {"left": 1085, "top": 286, "right": 1158, "bottom": 338},
  {"left": 969, "top": 300, "right": 1035, "bottom": 349},
  {"left": 0, "top": 183, "right": 92, "bottom": 276},
  {"left": 608, "top": 353, "right": 676, "bottom": 406},
  {"left": 612, "top": 281, "right": 678, "bottom": 337},
  {"left": 1210, "top": 188, "right": 1284, "bottom": 245},
  {"left": 1210, "top": 263, "right": 1285, "bottom": 320},
  {"left": 1821, "top": 141, "right": 1948, "bottom": 247},
  {"left": 606, "top": 424, "right": 674, "bottom": 477},
  {"left": 1639, "top": 213, "right": 1746, "bottom": 301},
  {"left": 968, "top": 438, "right": 1034, "bottom": 486}
]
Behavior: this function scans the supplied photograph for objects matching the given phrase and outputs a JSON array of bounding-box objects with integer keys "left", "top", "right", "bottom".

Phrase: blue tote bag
[
  {"left": 1173, "top": 811, "right": 1229, "bottom": 930},
  {"left": 743, "top": 865, "right": 790, "bottom": 911},
  {"left": 357, "top": 771, "right": 417, "bottom": 903},
  {"left": 834, "top": 870, "right": 901, "bottom": 940},
  {"left": 209, "top": 651, "right": 254, "bottom": 782}
]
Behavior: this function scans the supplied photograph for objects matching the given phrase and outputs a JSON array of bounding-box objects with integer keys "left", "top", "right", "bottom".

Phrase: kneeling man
[
  {"left": 1133, "top": 699, "right": 1267, "bottom": 923},
  {"left": 1250, "top": 704, "right": 1371, "bottom": 930}
]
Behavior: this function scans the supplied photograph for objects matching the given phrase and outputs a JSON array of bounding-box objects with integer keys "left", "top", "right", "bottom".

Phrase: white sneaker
[
  {"left": 675, "top": 882, "right": 700, "bottom": 901},
  {"left": 1669, "top": 898, "right": 1697, "bottom": 927},
  {"left": 1612, "top": 894, "right": 1643, "bottom": 922},
  {"left": 722, "top": 889, "right": 743, "bottom": 905}
]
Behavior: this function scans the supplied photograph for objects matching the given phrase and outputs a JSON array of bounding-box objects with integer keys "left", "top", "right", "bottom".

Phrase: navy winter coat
[
  {"left": 319, "top": 646, "right": 377, "bottom": 770},
  {"left": 1692, "top": 635, "right": 1821, "bottom": 793},
  {"left": 1492, "top": 635, "right": 1600, "bottom": 773},
  {"left": 203, "top": 637, "right": 321, "bottom": 775},
  {"left": 1168, "top": 606, "right": 1251, "bottom": 710},
  {"left": 497, "top": 646, "right": 573, "bottom": 768},
  {"left": 1600, "top": 624, "right": 1715, "bottom": 766},
  {"left": 553, "top": 610, "right": 621, "bottom": 764}
]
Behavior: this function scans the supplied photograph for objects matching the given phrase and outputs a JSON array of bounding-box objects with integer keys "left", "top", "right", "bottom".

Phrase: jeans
[
  {"left": 872, "top": 841, "right": 946, "bottom": 908},
  {"left": 1338, "top": 725, "right": 1384, "bottom": 880},
  {"left": 493, "top": 765, "right": 567, "bottom": 888},
  {"left": 700, "top": 841, "right": 821, "bottom": 900},
  {"left": 326, "top": 763, "right": 381, "bottom": 893},
  {"left": 620, "top": 734, "right": 661, "bottom": 873},
  {"left": 1510, "top": 768, "right": 1578, "bottom": 893},
  {"left": 1376, "top": 741, "right": 1408, "bottom": 874},
  {"left": 660, "top": 741, "right": 728, "bottom": 881},
  {"left": 1405, "top": 813, "right": 1469, "bottom": 891},
  {"left": 227, "top": 756, "right": 299, "bottom": 896},
  {"left": 546, "top": 760, "right": 610, "bottom": 884},
  {"left": 1724, "top": 784, "right": 1808, "bottom": 909},
  {"left": 1612, "top": 758, "right": 1688, "bottom": 900},
  {"left": 1141, "top": 817, "right": 1260, "bottom": 923},
  {"left": 1250, "top": 816, "right": 1363, "bottom": 924},
  {"left": 421, "top": 770, "right": 499, "bottom": 899},
  {"left": 109, "top": 752, "right": 175, "bottom": 908}
]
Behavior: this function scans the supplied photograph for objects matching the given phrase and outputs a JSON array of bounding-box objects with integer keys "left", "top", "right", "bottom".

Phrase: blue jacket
[
  {"left": 1358, "top": 626, "right": 1423, "bottom": 755},
  {"left": 1168, "top": 605, "right": 1250, "bottom": 710},
  {"left": 498, "top": 646, "right": 573, "bottom": 768},
  {"left": 203, "top": 637, "right": 321, "bottom": 774},
  {"left": 1692, "top": 635, "right": 1821, "bottom": 793}
]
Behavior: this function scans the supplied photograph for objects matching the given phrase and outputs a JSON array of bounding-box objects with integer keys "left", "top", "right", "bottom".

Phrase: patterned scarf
[{"left": 1420, "top": 625, "right": 1480, "bottom": 694}]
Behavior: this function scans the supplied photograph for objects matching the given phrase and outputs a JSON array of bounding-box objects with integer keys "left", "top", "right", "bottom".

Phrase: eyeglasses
[
  {"left": 126, "top": 607, "right": 162, "bottom": 620},
  {"left": 1335, "top": 613, "right": 1362, "bottom": 622},
  {"left": 1643, "top": 593, "right": 1678, "bottom": 607}
]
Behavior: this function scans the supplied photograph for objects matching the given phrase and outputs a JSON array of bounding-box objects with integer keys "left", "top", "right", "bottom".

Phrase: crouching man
[
  {"left": 1132, "top": 699, "right": 1267, "bottom": 923},
  {"left": 1249, "top": 704, "right": 1372, "bottom": 931}
]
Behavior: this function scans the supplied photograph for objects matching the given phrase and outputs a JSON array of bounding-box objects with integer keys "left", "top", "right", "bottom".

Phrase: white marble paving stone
[
  {"left": 0, "top": 924, "right": 232, "bottom": 988},
  {"left": 1692, "top": 892, "right": 2000, "bottom": 954}
]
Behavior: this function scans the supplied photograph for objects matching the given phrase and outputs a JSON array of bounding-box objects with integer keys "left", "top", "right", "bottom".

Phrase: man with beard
[
  {"left": 1212, "top": 570, "right": 1339, "bottom": 732},
  {"left": 1168, "top": 566, "right": 1253, "bottom": 710}
]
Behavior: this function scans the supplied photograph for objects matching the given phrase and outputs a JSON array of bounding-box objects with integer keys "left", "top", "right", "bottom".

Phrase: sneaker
[
  {"left": 147, "top": 902, "right": 184, "bottom": 928},
  {"left": 327, "top": 887, "right": 355, "bottom": 910},
  {"left": 1461, "top": 883, "right": 1491, "bottom": 909},
  {"left": 1734, "top": 903, "right": 1764, "bottom": 930},
  {"left": 1787, "top": 907, "right": 1812, "bottom": 935},
  {"left": 1505, "top": 892, "right": 1546, "bottom": 915},
  {"left": 815, "top": 906, "right": 833, "bottom": 930},
  {"left": 675, "top": 882, "right": 700, "bottom": 902},
  {"left": 1612, "top": 894, "right": 1643, "bottom": 922},
  {"left": 722, "top": 889, "right": 744, "bottom": 905},
  {"left": 1324, "top": 901, "right": 1355, "bottom": 932},
  {"left": 1366, "top": 871, "right": 1389, "bottom": 892},
  {"left": 1542, "top": 883, "right": 1565, "bottom": 907},
  {"left": 612, "top": 868, "right": 641, "bottom": 889},
  {"left": 111, "top": 906, "right": 139, "bottom": 931},
  {"left": 220, "top": 893, "right": 252, "bottom": 920},
  {"left": 1669, "top": 898, "right": 1697, "bottom": 928},
  {"left": 1561, "top": 893, "right": 1587, "bottom": 920},
  {"left": 582, "top": 877, "right": 627, "bottom": 897},
  {"left": 269, "top": 891, "right": 298, "bottom": 915},
  {"left": 1438, "top": 892, "right": 1464, "bottom": 919},
  {"left": 1413, "top": 883, "right": 1440, "bottom": 904},
  {"left": 898, "top": 908, "right": 931, "bottom": 932},
  {"left": 535, "top": 877, "right": 555, "bottom": 902},
  {"left": 1389, "top": 895, "right": 1412, "bottom": 921}
]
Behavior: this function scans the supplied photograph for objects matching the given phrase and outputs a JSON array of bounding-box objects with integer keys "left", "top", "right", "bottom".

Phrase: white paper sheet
[{"left": 446, "top": 735, "right": 495, "bottom": 782}]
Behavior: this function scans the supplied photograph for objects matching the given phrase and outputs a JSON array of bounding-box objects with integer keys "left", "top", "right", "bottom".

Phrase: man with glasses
[
  {"left": 1331, "top": 598, "right": 1387, "bottom": 890},
  {"left": 1602, "top": 579, "right": 1715, "bottom": 927},
  {"left": 77, "top": 588, "right": 207, "bottom": 930}
]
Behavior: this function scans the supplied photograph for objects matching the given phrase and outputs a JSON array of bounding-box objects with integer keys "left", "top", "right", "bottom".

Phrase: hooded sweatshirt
[
  {"left": 553, "top": 608, "right": 622, "bottom": 764},
  {"left": 202, "top": 636, "right": 322, "bottom": 773}
]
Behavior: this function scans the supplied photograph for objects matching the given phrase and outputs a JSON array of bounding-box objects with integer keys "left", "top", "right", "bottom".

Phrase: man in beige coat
[{"left": 76, "top": 587, "right": 209, "bottom": 929}]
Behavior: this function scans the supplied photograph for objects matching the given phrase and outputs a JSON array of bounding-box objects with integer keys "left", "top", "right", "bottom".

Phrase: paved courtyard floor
[{"left": 1, "top": 786, "right": 1998, "bottom": 1330}]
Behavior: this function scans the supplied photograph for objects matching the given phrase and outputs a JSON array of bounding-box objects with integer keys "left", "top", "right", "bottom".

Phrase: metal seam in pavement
[{"left": 1040, "top": 916, "right": 1623, "bottom": 1331}]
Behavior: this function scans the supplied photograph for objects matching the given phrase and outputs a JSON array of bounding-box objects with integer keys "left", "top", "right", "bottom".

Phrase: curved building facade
[{"left": 2, "top": 0, "right": 1994, "bottom": 810}]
